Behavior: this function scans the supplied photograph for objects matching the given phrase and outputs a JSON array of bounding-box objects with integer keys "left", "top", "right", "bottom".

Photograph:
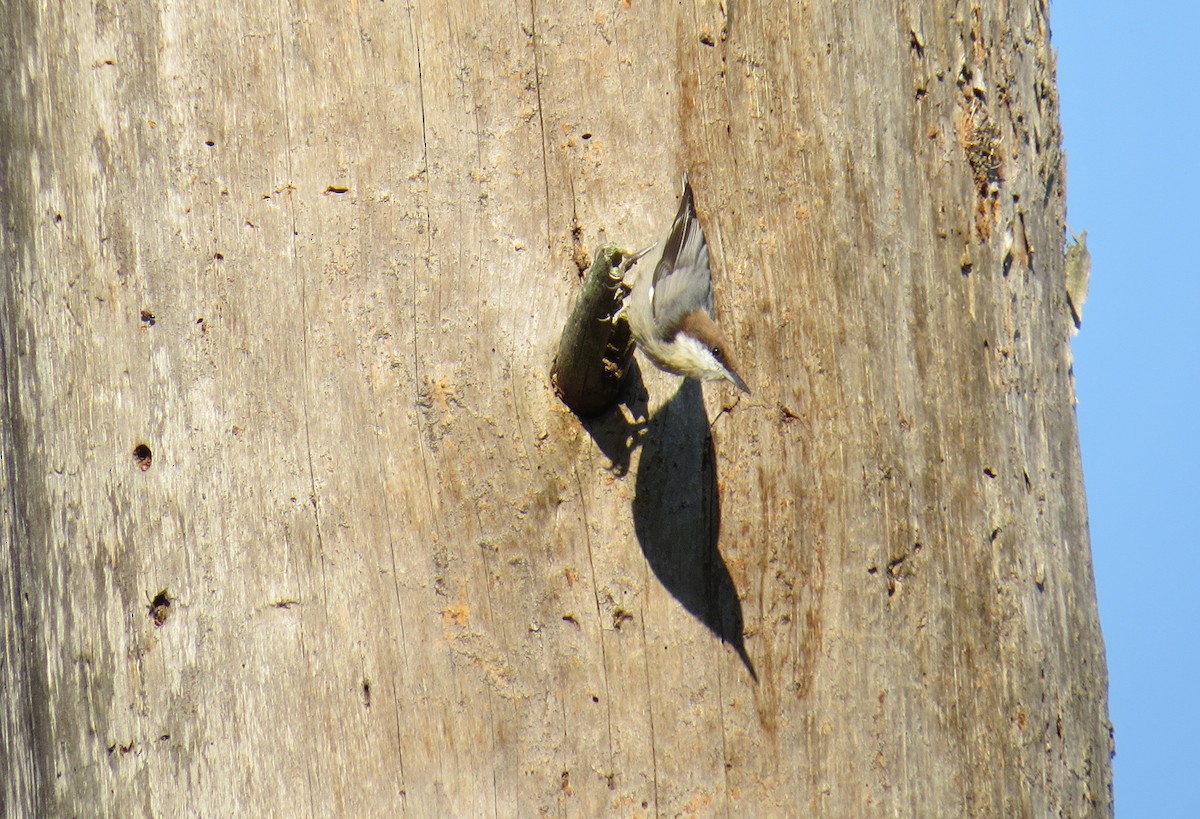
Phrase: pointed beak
[{"left": 725, "top": 368, "right": 750, "bottom": 394}]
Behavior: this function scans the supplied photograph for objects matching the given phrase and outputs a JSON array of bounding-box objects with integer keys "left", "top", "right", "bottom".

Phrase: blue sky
[{"left": 1054, "top": 1, "right": 1200, "bottom": 813}]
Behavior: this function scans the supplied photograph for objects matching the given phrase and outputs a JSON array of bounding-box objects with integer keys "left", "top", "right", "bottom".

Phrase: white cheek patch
[{"left": 674, "top": 333, "right": 723, "bottom": 380}]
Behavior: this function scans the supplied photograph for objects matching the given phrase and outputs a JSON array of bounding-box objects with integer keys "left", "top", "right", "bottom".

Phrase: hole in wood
[{"left": 147, "top": 589, "right": 171, "bottom": 627}]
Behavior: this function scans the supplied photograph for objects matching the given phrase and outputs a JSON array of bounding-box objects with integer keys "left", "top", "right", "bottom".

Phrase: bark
[
  {"left": 552, "top": 244, "right": 637, "bottom": 418},
  {"left": 1, "top": 0, "right": 1111, "bottom": 816}
]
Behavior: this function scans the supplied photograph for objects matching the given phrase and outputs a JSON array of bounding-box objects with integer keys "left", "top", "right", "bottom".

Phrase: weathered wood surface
[{"left": 1, "top": 0, "right": 1111, "bottom": 816}]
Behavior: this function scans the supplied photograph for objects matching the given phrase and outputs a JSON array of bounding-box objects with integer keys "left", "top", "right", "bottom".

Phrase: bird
[{"left": 622, "top": 175, "right": 749, "bottom": 393}]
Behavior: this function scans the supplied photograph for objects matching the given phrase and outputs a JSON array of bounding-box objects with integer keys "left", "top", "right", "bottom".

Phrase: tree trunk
[{"left": 1, "top": 0, "right": 1111, "bottom": 816}]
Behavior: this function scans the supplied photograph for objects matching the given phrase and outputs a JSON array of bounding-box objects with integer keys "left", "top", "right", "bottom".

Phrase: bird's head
[{"left": 670, "top": 310, "right": 750, "bottom": 393}]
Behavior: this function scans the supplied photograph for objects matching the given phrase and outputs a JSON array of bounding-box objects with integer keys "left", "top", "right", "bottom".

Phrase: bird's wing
[{"left": 650, "top": 175, "right": 715, "bottom": 330}]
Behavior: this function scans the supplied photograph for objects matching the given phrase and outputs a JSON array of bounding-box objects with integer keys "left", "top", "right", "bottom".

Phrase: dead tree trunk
[{"left": 1, "top": 0, "right": 1111, "bottom": 815}]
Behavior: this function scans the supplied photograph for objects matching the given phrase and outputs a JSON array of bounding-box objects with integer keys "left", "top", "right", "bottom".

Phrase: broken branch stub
[{"left": 552, "top": 244, "right": 637, "bottom": 417}]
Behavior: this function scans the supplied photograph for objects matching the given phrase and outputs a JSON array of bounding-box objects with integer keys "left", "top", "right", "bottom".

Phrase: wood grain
[{"left": 1, "top": 0, "right": 1111, "bottom": 816}]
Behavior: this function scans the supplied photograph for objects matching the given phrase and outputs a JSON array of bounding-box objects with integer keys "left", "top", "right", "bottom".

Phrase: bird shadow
[
  {"left": 630, "top": 379, "right": 757, "bottom": 682},
  {"left": 578, "top": 362, "right": 650, "bottom": 478}
]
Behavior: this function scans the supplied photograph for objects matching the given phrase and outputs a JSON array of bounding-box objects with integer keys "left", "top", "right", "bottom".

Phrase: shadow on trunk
[{"left": 631, "top": 379, "right": 756, "bottom": 682}]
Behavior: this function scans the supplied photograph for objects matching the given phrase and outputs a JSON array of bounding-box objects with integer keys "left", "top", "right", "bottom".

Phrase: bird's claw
[{"left": 620, "top": 242, "right": 657, "bottom": 274}]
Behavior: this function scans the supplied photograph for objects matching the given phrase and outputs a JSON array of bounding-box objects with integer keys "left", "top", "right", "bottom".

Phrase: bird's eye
[{"left": 711, "top": 347, "right": 723, "bottom": 359}]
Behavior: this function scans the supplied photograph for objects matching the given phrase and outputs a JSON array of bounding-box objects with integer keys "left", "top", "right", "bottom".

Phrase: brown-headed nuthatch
[{"left": 623, "top": 175, "right": 750, "bottom": 393}]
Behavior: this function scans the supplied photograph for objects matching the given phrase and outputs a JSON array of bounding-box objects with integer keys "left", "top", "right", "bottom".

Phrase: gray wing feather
[{"left": 650, "top": 176, "right": 714, "bottom": 328}]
